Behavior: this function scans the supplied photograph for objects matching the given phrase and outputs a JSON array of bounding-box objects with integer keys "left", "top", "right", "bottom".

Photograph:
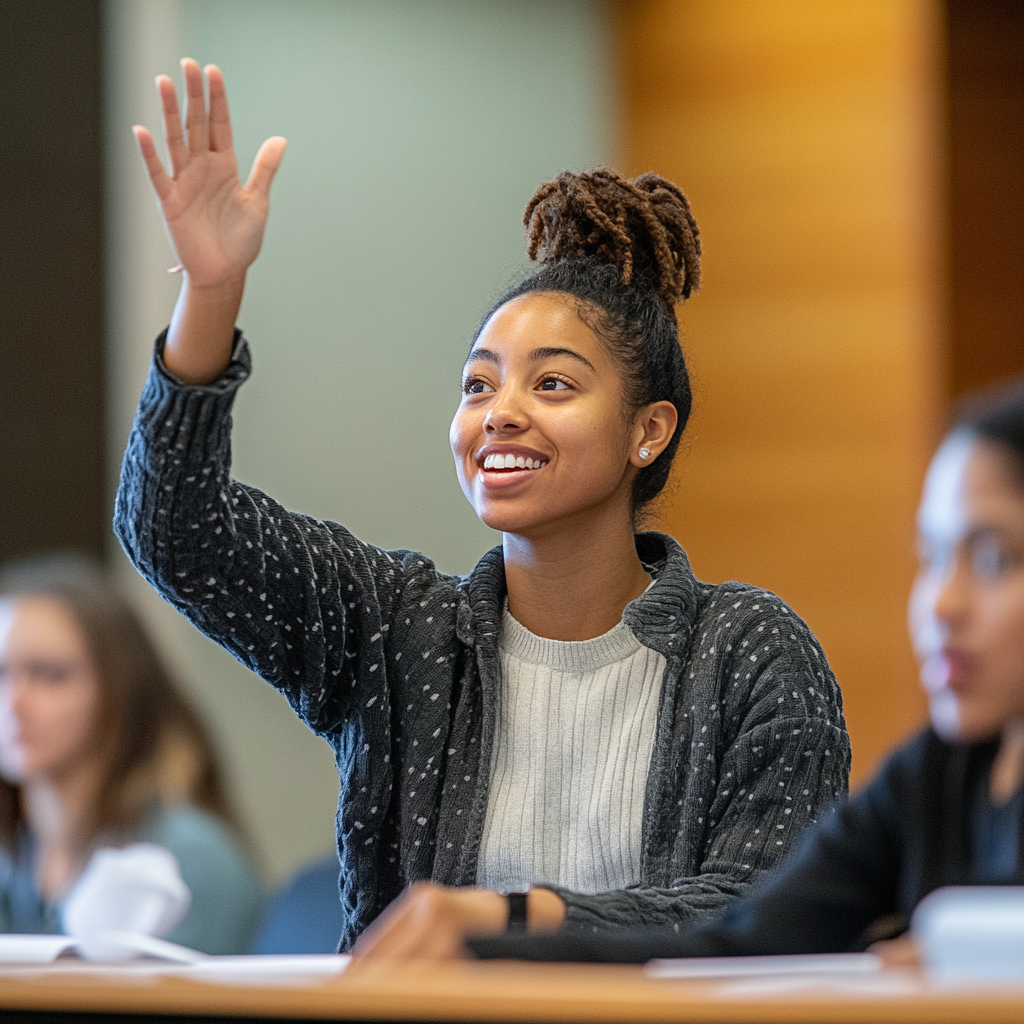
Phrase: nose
[
  {"left": 483, "top": 383, "right": 527, "bottom": 435},
  {"left": 932, "top": 556, "right": 971, "bottom": 632}
]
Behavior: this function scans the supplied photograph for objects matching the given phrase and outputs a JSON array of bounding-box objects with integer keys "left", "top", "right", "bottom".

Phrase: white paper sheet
[
  {"left": 170, "top": 954, "right": 351, "bottom": 985},
  {"left": 0, "top": 935, "right": 78, "bottom": 963},
  {"left": 0, "top": 949, "right": 351, "bottom": 987},
  {"left": 646, "top": 952, "right": 883, "bottom": 979}
]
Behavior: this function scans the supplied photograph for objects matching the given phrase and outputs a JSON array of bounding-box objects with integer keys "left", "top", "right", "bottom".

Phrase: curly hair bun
[{"left": 524, "top": 169, "right": 701, "bottom": 306}]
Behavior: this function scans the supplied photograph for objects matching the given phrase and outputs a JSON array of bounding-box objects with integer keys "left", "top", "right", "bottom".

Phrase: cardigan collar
[{"left": 456, "top": 531, "right": 702, "bottom": 662}]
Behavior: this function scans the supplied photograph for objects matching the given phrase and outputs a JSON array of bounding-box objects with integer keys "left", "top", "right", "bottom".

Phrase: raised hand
[
  {"left": 134, "top": 59, "right": 286, "bottom": 288},
  {"left": 133, "top": 60, "right": 286, "bottom": 384}
]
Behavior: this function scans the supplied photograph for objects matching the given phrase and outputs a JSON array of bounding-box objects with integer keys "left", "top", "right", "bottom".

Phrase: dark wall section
[
  {"left": 0, "top": 0, "right": 106, "bottom": 564},
  {"left": 947, "top": 0, "right": 1024, "bottom": 397}
]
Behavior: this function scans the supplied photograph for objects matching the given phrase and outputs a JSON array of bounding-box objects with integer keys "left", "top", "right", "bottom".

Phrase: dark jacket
[
  {"left": 115, "top": 334, "right": 851, "bottom": 951},
  {"left": 471, "top": 729, "right": 1024, "bottom": 962}
]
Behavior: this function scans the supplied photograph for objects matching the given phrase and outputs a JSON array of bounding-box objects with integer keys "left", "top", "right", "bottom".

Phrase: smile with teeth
[{"left": 483, "top": 453, "right": 548, "bottom": 471}]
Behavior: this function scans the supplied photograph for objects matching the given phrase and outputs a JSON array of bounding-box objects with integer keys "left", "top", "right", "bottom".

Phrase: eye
[
  {"left": 26, "top": 661, "right": 76, "bottom": 685},
  {"left": 969, "top": 536, "right": 1014, "bottom": 580},
  {"left": 461, "top": 376, "right": 494, "bottom": 396},
  {"left": 538, "top": 376, "right": 571, "bottom": 392}
]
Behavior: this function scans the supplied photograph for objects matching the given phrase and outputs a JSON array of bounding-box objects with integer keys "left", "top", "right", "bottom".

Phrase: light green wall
[{"left": 106, "top": 0, "right": 614, "bottom": 883}]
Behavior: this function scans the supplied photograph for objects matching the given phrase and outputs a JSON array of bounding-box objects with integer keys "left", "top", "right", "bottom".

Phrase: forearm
[
  {"left": 114, "top": 342, "right": 329, "bottom": 702},
  {"left": 553, "top": 877, "right": 748, "bottom": 931},
  {"left": 165, "top": 274, "right": 245, "bottom": 384}
]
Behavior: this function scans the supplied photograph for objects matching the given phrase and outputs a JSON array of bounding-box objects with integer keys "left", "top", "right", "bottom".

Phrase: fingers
[
  {"left": 132, "top": 125, "right": 173, "bottom": 201},
  {"left": 205, "top": 64, "right": 234, "bottom": 153},
  {"left": 156, "top": 73, "right": 189, "bottom": 176},
  {"left": 350, "top": 896, "right": 416, "bottom": 959},
  {"left": 245, "top": 136, "right": 288, "bottom": 199},
  {"left": 182, "top": 58, "right": 209, "bottom": 156},
  {"left": 352, "top": 887, "right": 464, "bottom": 962}
]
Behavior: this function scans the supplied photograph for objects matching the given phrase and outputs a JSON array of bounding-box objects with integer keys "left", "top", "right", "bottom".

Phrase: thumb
[{"left": 245, "top": 135, "right": 287, "bottom": 199}]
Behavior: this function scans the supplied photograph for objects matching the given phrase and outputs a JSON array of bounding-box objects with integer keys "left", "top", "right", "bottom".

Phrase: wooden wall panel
[
  {"left": 947, "top": 0, "right": 1024, "bottom": 396},
  {"left": 613, "top": 0, "right": 944, "bottom": 782}
]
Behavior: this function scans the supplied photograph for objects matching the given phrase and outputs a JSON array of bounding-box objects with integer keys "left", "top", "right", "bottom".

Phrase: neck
[
  {"left": 502, "top": 505, "right": 652, "bottom": 641},
  {"left": 990, "top": 720, "right": 1024, "bottom": 804},
  {"left": 22, "top": 758, "right": 104, "bottom": 899}
]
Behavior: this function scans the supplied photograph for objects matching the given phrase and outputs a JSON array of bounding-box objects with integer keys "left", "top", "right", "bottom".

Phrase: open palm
[{"left": 134, "top": 59, "right": 286, "bottom": 287}]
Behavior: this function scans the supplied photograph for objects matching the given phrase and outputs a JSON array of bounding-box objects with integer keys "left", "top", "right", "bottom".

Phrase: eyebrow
[{"left": 464, "top": 346, "right": 596, "bottom": 372}]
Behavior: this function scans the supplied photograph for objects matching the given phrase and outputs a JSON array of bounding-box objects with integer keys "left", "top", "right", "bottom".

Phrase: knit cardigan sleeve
[
  {"left": 114, "top": 334, "right": 451, "bottom": 736},
  {"left": 552, "top": 589, "right": 850, "bottom": 929}
]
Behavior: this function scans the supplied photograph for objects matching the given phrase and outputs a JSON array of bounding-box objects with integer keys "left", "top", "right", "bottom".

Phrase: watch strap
[{"left": 505, "top": 891, "right": 529, "bottom": 933}]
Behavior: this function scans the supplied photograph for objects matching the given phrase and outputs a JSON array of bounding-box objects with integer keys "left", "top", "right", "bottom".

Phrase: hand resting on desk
[{"left": 351, "top": 882, "right": 564, "bottom": 962}]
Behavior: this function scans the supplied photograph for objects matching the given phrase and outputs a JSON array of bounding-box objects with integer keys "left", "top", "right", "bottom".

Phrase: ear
[{"left": 628, "top": 401, "right": 678, "bottom": 468}]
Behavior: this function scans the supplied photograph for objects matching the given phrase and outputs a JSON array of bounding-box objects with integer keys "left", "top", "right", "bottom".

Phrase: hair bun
[{"left": 524, "top": 169, "right": 701, "bottom": 305}]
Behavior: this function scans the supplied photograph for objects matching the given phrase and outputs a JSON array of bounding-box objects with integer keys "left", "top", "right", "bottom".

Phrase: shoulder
[
  {"left": 693, "top": 580, "right": 839, "bottom": 710},
  {"left": 630, "top": 534, "right": 821, "bottom": 658},
  {"left": 140, "top": 804, "right": 262, "bottom": 955},
  {"left": 865, "top": 728, "right": 987, "bottom": 807},
  {"left": 704, "top": 580, "right": 830, "bottom": 667},
  {"left": 695, "top": 579, "right": 820, "bottom": 647},
  {"left": 141, "top": 804, "right": 256, "bottom": 888}
]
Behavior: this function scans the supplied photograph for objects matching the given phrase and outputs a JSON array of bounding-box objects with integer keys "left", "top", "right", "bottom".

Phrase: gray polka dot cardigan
[{"left": 115, "top": 334, "right": 851, "bottom": 951}]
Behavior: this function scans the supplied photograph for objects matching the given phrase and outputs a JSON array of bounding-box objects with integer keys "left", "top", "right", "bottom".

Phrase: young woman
[
  {"left": 0, "top": 555, "right": 261, "bottom": 954},
  {"left": 471, "top": 379, "right": 1024, "bottom": 963},
  {"left": 117, "top": 60, "right": 850, "bottom": 955}
]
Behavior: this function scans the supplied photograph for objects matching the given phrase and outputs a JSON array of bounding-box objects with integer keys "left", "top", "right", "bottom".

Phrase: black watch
[{"left": 505, "top": 891, "right": 529, "bottom": 933}]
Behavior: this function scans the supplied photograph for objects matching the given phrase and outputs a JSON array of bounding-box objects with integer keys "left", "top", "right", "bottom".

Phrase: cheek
[
  {"left": 0, "top": 697, "right": 23, "bottom": 773},
  {"left": 37, "top": 683, "right": 102, "bottom": 764},
  {"left": 449, "top": 412, "right": 461, "bottom": 456},
  {"left": 449, "top": 406, "right": 477, "bottom": 460},
  {"left": 907, "top": 575, "right": 939, "bottom": 655},
  {"left": 560, "top": 410, "right": 629, "bottom": 469},
  {"left": 984, "top": 586, "right": 1024, "bottom": 676}
]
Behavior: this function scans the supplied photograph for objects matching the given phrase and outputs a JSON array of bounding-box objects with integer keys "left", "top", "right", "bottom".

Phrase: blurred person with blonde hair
[{"left": 0, "top": 554, "right": 261, "bottom": 954}]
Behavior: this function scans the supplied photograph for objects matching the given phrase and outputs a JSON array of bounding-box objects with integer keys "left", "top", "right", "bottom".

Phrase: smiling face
[
  {"left": 908, "top": 434, "right": 1024, "bottom": 742},
  {"left": 450, "top": 292, "right": 666, "bottom": 539},
  {"left": 0, "top": 596, "right": 103, "bottom": 785}
]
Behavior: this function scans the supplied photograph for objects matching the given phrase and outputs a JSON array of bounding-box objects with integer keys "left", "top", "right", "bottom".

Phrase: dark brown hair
[
  {"left": 0, "top": 553, "right": 245, "bottom": 855},
  {"left": 477, "top": 169, "right": 701, "bottom": 519},
  {"left": 952, "top": 376, "right": 1024, "bottom": 490}
]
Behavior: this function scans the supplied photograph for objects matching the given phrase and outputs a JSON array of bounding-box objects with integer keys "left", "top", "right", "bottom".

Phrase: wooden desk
[{"left": 0, "top": 960, "right": 1021, "bottom": 1024}]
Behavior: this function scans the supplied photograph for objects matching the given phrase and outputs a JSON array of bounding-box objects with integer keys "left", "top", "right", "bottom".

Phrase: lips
[
  {"left": 484, "top": 453, "right": 546, "bottom": 471},
  {"left": 476, "top": 445, "right": 548, "bottom": 473},
  {"left": 921, "top": 651, "right": 974, "bottom": 694}
]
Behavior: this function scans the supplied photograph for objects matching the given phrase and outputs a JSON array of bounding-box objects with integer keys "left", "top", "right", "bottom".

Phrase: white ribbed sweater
[{"left": 476, "top": 608, "right": 666, "bottom": 894}]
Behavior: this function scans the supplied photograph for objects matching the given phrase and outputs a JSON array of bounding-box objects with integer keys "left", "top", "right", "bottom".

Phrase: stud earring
[{"left": 638, "top": 447, "right": 651, "bottom": 460}]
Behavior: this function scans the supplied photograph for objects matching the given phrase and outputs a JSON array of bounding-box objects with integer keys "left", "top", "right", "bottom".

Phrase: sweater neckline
[
  {"left": 459, "top": 533, "right": 703, "bottom": 662},
  {"left": 499, "top": 605, "right": 643, "bottom": 673}
]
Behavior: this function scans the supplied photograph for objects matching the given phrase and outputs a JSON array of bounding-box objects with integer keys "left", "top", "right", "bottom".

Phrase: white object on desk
[
  {"left": 0, "top": 935, "right": 78, "bottom": 963},
  {"left": 0, "top": 952, "right": 351, "bottom": 988},
  {"left": 913, "top": 886, "right": 1024, "bottom": 984},
  {"left": 169, "top": 954, "right": 351, "bottom": 985},
  {"left": 61, "top": 843, "right": 191, "bottom": 960},
  {"left": 647, "top": 953, "right": 883, "bottom": 979},
  {"left": 0, "top": 931, "right": 203, "bottom": 965}
]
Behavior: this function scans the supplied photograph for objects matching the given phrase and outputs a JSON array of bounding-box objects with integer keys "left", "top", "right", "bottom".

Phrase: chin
[
  {"left": 473, "top": 499, "right": 550, "bottom": 536},
  {"left": 477, "top": 511, "right": 537, "bottom": 536},
  {"left": 928, "top": 691, "right": 963, "bottom": 741},
  {"left": 0, "top": 760, "right": 28, "bottom": 786},
  {"left": 929, "top": 693, "right": 1003, "bottom": 744}
]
